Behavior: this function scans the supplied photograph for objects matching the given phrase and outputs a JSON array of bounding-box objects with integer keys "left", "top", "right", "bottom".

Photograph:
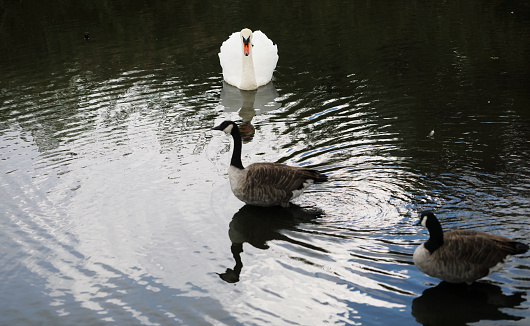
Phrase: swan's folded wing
[
  {"left": 252, "top": 31, "right": 279, "bottom": 87},
  {"left": 219, "top": 31, "right": 243, "bottom": 87}
]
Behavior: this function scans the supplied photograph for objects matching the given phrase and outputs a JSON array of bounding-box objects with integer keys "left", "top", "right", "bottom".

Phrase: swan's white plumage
[
  {"left": 219, "top": 29, "right": 278, "bottom": 90},
  {"left": 251, "top": 31, "right": 278, "bottom": 86}
]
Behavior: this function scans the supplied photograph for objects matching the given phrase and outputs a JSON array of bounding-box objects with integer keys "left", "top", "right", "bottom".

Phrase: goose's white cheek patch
[{"left": 223, "top": 124, "right": 234, "bottom": 134}]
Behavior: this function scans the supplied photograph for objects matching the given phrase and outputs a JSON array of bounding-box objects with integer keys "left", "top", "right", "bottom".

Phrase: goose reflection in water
[
  {"left": 219, "top": 82, "right": 281, "bottom": 143},
  {"left": 218, "top": 204, "right": 327, "bottom": 283},
  {"left": 411, "top": 281, "right": 525, "bottom": 325}
]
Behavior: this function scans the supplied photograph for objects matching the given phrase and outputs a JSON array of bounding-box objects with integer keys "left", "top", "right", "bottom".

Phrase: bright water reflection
[{"left": 1, "top": 1, "right": 530, "bottom": 325}]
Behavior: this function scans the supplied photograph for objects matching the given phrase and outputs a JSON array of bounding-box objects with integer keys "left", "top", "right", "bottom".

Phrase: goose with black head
[
  {"left": 413, "top": 211, "right": 528, "bottom": 284},
  {"left": 212, "top": 120, "right": 327, "bottom": 207}
]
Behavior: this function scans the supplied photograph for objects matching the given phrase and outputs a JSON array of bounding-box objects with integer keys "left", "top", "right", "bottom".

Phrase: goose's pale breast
[
  {"left": 412, "top": 245, "right": 431, "bottom": 274},
  {"left": 228, "top": 165, "right": 247, "bottom": 195},
  {"left": 227, "top": 165, "right": 292, "bottom": 207}
]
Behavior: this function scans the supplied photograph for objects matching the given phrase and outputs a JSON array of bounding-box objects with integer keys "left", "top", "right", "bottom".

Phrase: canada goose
[
  {"left": 413, "top": 211, "right": 529, "bottom": 284},
  {"left": 211, "top": 120, "right": 328, "bottom": 207}
]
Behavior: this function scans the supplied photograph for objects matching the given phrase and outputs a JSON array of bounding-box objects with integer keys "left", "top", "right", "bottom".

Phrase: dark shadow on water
[
  {"left": 411, "top": 281, "right": 525, "bottom": 326},
  {"left": 218, "top": 204, "right": 326, "bottom": 283}
]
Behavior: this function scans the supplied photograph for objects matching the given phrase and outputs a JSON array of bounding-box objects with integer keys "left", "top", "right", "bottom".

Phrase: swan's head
[{"left": 240, "top": 28, "right": 253, "bottom": 56}]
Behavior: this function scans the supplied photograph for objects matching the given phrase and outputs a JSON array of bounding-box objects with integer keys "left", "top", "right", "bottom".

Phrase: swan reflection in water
[
  {"left": 411, "top": 281, "right": 525, "bottom": 325},
  {"left": 218, "top": 204, "right": 326, "bottom": 283},
  {"left": 219, "top": 82, "right": 281, "bottom": 143}
]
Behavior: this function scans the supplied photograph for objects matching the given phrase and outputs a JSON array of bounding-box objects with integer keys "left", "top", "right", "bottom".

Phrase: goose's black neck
[
  {"left": 424, "top": 216, "right": 444, "bottom": 254},
  {"left": 229, "top": 123, "right": 244, "bottom": 169}
]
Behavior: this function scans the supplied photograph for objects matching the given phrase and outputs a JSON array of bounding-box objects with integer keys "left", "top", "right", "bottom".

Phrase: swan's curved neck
[
  {"left": 240, "top": 50, "right": 257, "bottom": 90},
  {"left": 230, "top": 125, "right": 244, "bottom": 169}
]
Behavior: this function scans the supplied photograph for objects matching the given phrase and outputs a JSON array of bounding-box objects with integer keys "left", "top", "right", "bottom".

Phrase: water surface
[{"left": 1, "top": 1, "right": 529, "bottom": 325}]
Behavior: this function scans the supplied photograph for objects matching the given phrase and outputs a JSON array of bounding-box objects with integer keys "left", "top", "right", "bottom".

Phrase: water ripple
[{"left": 2, "top": 2, "right": 530, "bottom": 323}]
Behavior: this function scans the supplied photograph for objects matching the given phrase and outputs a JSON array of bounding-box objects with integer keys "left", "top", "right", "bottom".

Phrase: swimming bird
[
  {"left": 427, "top": 129, "right": 434, "bottom": 138},
  {"left": 211, "top": 120, "right": 327, "bottom": 207},
  {"left": 219, "top": 28, "right": 278, "bottom": 90},
  {"left": 413, "top": 211, "right": 528, "bottom": 284}
]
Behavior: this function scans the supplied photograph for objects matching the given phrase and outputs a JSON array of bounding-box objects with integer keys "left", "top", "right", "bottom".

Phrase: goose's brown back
[{"left": 230, "top": 163, "right": 327, "bottom": 207}]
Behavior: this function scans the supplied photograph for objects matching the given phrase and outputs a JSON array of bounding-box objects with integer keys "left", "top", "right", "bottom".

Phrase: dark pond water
[{"left": 1, "top": 1, "right": 529, "bottom": 325}]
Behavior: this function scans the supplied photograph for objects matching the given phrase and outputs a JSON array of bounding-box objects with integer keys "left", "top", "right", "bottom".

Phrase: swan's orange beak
[
  {"left": 242, "top": 36, "right": 251, "bottom": 56},
  {"left": 243, "top": 43, "right": 250, "bottom": 56}
]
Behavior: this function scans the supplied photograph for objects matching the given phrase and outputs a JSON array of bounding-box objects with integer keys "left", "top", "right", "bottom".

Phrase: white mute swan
[{"left": 219, "top": 28, "right": 279, "bottom": 90}]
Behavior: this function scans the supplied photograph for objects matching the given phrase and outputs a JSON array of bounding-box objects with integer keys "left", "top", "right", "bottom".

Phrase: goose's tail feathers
[{"left": 309, "top": 170, "right": 328, "bottom": 183}]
